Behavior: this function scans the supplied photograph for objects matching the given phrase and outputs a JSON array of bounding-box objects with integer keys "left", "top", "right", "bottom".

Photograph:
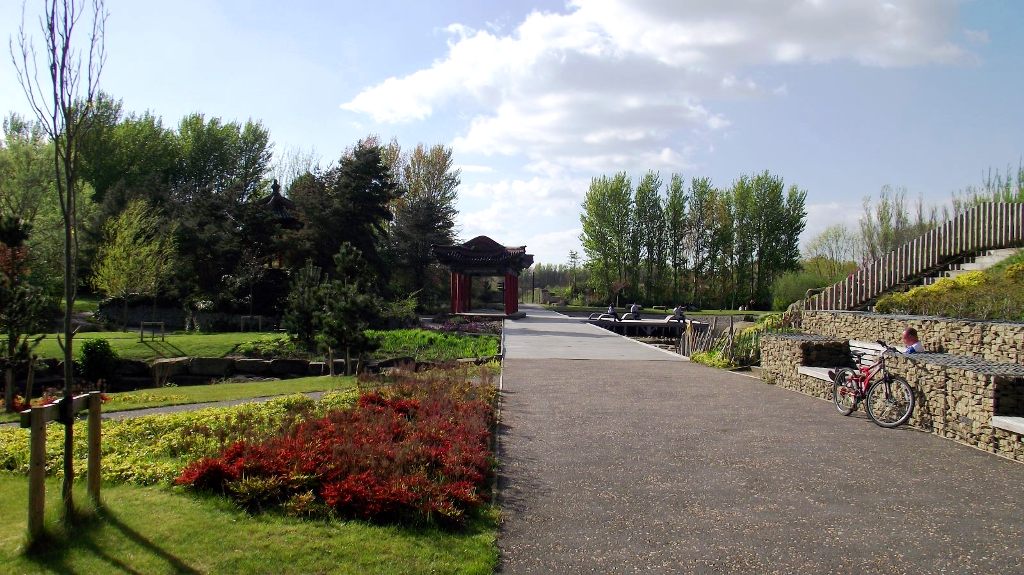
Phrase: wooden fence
[
  {"left": 21, "top": 391, "right": 102, "bottom": 540},
  {"left": 805, "top": 203, "right": 1024, "bottom": 311}
]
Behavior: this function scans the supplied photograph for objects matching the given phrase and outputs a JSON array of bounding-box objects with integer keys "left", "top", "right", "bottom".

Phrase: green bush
[
  {"left": 690, "top": 350, "right": 734, "bottom": 369},
  {"left": 731, "top": 313, "right": 790, "bottom": 366},
  {"left": 79, "top": 338, "right": 119, "bottom": 385},
  {"left": 365, "top": 329, "right": 499, "bottom": 362},
  {"left": 875, "top": 262, "right": 1024, "bottom": 321},
  {"left": 235, "top": 334, "right": 303, "bottom": 359}
]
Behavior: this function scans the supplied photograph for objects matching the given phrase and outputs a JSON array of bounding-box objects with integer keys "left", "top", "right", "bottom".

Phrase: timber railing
[{"left": 805, "top": 202, "right": 1024, "bottom": 311}]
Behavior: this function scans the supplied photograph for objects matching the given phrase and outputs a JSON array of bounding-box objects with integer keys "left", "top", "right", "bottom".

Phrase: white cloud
[{"left": 342, "top": 0, "right": 966, "bottom": 177}]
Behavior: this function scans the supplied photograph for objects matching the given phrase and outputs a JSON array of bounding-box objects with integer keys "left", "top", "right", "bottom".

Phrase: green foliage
[
  {"left": 859, "top": 186, "right": 940, "bottom": 261},
  {"left": 690, "top": 350, "right": 735, "bottom": 369},
  {"left": 0, "top": 216, "right": 53, "bottom": 409},
  {"left": 770, "top": 261, "right": 858, "bottom": 311},
  {"left": 381, "top": 292, "right": 420, "bottom": 328},
  {"left": 92, "top": 198, "right": 177, "bottom": 325},
  {"left": 875, "top": 257, "right": 1024, "bottom": 321},
  {"left": 282, "top": 260, "right": 324, "bottom": 352},
  {"left": 579, "top": 170, "right": 805, "bottom": 309},
  {"left": 731, "top": 313, "right": 791, "bottom": 366},
  {"left": 366, "top": 329, "right": 500, "bottom": 362},
  {"left": 391, "top": 143, "right": 460, "bottom": 309},
  {"left": 289, "top": 138, "right": 401, "bottom": 282},
  {"left": 79, "top": 338, "right": 119, "bottom": 384},
  {"left": 235, "top": 334, "right": 302, "bottom": 359}
]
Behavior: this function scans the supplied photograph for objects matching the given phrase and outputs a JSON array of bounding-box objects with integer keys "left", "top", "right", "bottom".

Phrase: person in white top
[{"left": 902, "top": 327, "right": 924, "bottom": 354}]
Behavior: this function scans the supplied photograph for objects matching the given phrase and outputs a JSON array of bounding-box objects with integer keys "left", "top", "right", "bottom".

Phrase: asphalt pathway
[{"left": 497, "top": 307, "right": 1024, "bottom": 573}]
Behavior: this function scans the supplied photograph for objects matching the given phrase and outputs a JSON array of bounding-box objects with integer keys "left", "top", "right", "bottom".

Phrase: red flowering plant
[{"left": 176, "top": 371, "right": 496, "bottom": 526}]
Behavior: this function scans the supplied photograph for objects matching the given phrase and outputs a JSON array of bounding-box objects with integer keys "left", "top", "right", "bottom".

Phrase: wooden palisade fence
[
  {"left": 805, "top": 202, "right": 1024, "bottom": 311},
  {"left": 20, "top": 391, "right": 102, "bottom": 540}
]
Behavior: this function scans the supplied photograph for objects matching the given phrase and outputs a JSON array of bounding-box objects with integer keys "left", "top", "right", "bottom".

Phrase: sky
[{"left": 2, "top": 0, "right": 1022, "bottom": 264}]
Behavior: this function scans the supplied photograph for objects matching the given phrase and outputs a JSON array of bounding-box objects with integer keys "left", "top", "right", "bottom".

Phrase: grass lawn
[
  {"left": 67, "top": 296, "right": 101, "bottom": 314},
  {"left": 0, "top": 475, "right": 498, "bottom": 574},
  {"left": 30, "top": 331, "right": 268, "bottom": 361},
  {"left": 0, "top": 376, "right": 355, "bottom": 424}
]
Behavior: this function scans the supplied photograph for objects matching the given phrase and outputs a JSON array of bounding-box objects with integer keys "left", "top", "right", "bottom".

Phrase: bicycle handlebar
[{"left": 876, "top": 340, "right": 899, "bottom": 354}]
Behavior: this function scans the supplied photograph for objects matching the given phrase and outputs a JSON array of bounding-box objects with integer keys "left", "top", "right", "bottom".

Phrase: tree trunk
[
  {"left": 25, "top": 356, "right": 36, "bottom": 407},
  {"left": 3, "top": 367, "right": 13, "bottom": 413},
  {"left": 345, "top": 346, "right": 352, "bottom": 376},
  {"left": 63, "top": 220, "right": 76, "bottom": 520},
  {"left": 327, "top": 347, "right": 335, "bottom": 377}
]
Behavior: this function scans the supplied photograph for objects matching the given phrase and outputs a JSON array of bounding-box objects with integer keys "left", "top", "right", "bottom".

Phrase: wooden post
[
  {"left": 87, "top": 391, "right": 101, "bottom": 503},
  {"left": 28, "top": 407, "right": 46, "bottom": 540}
]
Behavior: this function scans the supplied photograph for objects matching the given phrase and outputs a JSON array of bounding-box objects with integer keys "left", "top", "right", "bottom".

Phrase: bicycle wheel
[
  {"left": 865, "top": 375, "right": 915, "bottom": 428},
  {"left": 832, "top": 368, "right": 858, "bottom": 416}
]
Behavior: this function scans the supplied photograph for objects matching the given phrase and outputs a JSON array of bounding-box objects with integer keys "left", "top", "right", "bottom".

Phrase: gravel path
[{"left": 497, "top": 309, "right": 1024, "bottom": 573}]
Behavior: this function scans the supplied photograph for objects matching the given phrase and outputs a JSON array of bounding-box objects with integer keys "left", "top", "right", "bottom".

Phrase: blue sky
[{"left": 2, "top": 0, "right": 1022, "bottom": 264}]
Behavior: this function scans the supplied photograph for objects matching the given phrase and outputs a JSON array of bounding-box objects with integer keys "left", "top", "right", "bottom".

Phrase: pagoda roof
[
  {"left": 432, "top": 236, "right": 534, "bottom": 273},
  {"left": 260, "top": 179, "right": 303, "bottom": 230}
]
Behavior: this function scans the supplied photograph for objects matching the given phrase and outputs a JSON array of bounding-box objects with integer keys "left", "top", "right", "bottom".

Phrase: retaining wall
[
  {"left": 761, "top": 334, "right": 1024, "bottom": 463},
  {"left": 800, "top": 310, "right": 1024, "bottom": 365}
]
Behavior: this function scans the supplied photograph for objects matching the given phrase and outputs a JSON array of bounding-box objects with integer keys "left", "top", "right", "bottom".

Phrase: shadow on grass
[
  {"left": 142, "top": 341, "right": 188, "bottom": 358},
  {"left": 25, "top": 504, "right": 200, "bottom": 575}
]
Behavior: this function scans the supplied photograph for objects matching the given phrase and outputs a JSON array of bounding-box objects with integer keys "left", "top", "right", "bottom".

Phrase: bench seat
[
  {"left": 992, "top": 416, "right": 1024, "bottom": 435},
  {"left": 797, "top": 366, "right": 834, "bottom": 381}
]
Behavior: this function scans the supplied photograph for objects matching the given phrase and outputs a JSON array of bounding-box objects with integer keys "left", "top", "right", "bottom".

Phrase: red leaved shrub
[{"left": 176, "top": 375, "right": 494, "bottom": 525}]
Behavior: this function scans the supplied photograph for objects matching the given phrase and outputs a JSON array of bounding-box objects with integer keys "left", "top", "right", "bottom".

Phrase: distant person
[
  {"left": 607, "top": 303, "right": 620, "bottom": 322},
  {"left": 671, "top": 305, "right": 686, "bottom": 322},
  {"left": 902, "top": 327, "right": 924, "bottom": 354},
  {"left": 629, "top": 302, "right": 641, "bottom": 320}
]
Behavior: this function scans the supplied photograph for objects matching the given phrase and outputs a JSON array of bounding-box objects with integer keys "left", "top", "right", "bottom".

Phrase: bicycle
[{"left": 829, "top": 340, "right": 915, "bottom": 428}]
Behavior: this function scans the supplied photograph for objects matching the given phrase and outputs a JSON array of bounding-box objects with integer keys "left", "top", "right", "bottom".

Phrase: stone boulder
[
  {"left": 234, "top": 358, "right": 272, "bottom": 375},
  {"left": 189, "top": 357, "right": 235, "bottom": 377},
  {"left": 115, "top": 359, "right": 150, "bottom": 377},
  {"left": 151, "top": 357, "right": 191, "bottom": 377},
  {"left": 270, "top": 359, "right": 309, "bottom": 377}
]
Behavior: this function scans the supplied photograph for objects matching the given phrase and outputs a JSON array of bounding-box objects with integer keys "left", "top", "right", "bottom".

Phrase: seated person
[
  {"left": 670, "top": 305, "right": 686, "bottom": 321},
  {"left": 629, "top": 302, "right": 641, "bottom": 320},
  {"left": 901, "top": 327, "right": 924, "bottom": 354},
  {"left": 606, "top": 303, "right": 620, "bottom": 321}
]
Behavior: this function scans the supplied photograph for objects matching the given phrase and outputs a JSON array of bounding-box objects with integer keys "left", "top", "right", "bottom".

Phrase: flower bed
[{"left": 176, "top": 372, "right": 496, "bottom": 525}]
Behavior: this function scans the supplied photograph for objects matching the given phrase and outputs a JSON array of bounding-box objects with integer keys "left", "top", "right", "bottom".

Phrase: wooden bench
[{"left": 797, "top": 339, "right": 887, "bottom": 382}]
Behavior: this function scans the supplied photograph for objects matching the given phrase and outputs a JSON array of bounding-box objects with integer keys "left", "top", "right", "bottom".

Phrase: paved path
[
  {"left": 497, "top": 307, "right": 1024, "bottom": 573},
  {"left": 503, "top": 307, "right": 682, "bottom": 361}
]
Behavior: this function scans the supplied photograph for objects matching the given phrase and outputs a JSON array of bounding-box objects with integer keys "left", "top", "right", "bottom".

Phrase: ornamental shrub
[
  {"left": 80, "top": 338, "right": 119, "bottom": 385},
  {"left": 690, "top": 350, "right": 735, "bottom": 369},
  {"left": 176, "top": 374, "right": 495, "bottom": 526}
]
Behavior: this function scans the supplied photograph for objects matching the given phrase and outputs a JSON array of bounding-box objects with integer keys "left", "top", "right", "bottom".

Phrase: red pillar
[
  {"left": 503, "top": 273, "right": 513, "bottom": 315},
  {"left": 511, "top": 274, "right": 519, "bottom": 313},
  {"left": 450, "top": 272, "right": 459, "bottom": 313},
  {"left": 461, "top": 274, "right": 471, "bottom": 312}
]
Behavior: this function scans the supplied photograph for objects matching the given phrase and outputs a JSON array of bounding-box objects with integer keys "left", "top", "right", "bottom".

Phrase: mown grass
[
  {"left": 0, "top": 376, "right": 356, "bottom": 424},
  {"left": 0, "top": 475, "right": 498, "bottom": 574},
  {"left": 67, "top": 295, "right": 101, "bottom": 314},
  {"left": 29, "top": 331, "right": 267, "bottom": 361},
  {"left": 367, "top": 329, "right": 500, "bottom": 362}
]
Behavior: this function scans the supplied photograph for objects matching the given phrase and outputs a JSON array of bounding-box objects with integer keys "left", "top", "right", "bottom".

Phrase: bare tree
[
  {"left": 804, "top": 224, "right": 859, "bottom": 279},
  {"left": 11, "top": 0, "right": 107, "bottom": 519},
  {"left": 270, "top": 145, "right": 320, "bottom": 193}
]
